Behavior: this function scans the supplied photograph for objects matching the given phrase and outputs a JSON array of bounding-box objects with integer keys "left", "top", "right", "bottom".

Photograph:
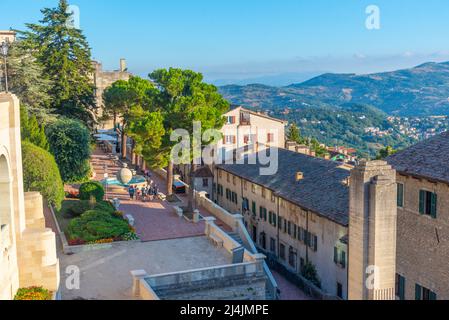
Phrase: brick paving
[
  {"left": 89, "top": 148, "right": 232, "bottom": 241},
  {"left": 271, "top": 270, "right": 312, "bottom": 300}
]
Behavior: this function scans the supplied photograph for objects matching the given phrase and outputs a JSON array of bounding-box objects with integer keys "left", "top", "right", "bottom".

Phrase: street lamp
[{"left": 1, "top": 41, "right": 9, "bottom": 93}]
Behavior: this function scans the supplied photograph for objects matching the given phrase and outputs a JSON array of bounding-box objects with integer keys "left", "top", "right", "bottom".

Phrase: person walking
[
  {"left": 141, "top": 186, "right": 146, "bottom": 202},
  {"left": 128, "top": 185, "right": 135, "bottom": 200}
]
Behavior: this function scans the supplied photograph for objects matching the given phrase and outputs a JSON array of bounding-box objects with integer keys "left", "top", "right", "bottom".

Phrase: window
[
  {"left": 219, "top": 170, "right": 222, "bottom": 178},
  {"left": 252, "top": 184, "right": 256, "bottom": 193},
  {"left": 233, "top": 176, "right": 236, "bottom": 185},
  {"left": 242, "top": 198, "right": 249, "bottom": 211},
  {"left": 419, "top": 190, "right": 437, "bottom": 218},
  {"left": 261, "top": 188, "right": 266, "bottom": 198},
  {"left": 243, "top": 181, "right": 248, "bottom": 190},
  {"left": 278, "top": 216, "right": 283, "bottom": 230},
  {"left": 337, "top": 283, "right": 343, "bottom": 299},
  {"left": 270, "top": 238, "right": 276, "bottom": 253},
  {"left": 288, "top": 247, "right": 296, "bottom": 268},
  {"left": 243, "top": 135, "right": 250, "bottom": 144},
  {"left": 271, "top": 192, "right": 276, "bottom": 203},
  {"left": 415, "top": 284, "right": 437, "bottom": 300},
  {"left": 226, "top": 116, "right": 236, "bottom": 124},
  {"left": 259, "top": 207, "right": 267, "bottom": 221},
  {"left": 280, "top": 244, "right": 286, "bottom": 261},
  {"left": 217, "top": 184, "right": 224, "bottom": 197},
  {"left": 334, "top": 247, "right": 346, "bottom": 268},
  {"left": 202, "top": 178, "right": 209, "bottom": 187},
  {"left": 397, "top": 183, "right": 404, "bottom": 208},
  {"left": 252, "top": 201, "right": 256, "bottom": 215},
  {"left": 224, "top": 135, "right": 236, "bottom": 145},
  {"left": 287, "top": 221, "right": 292, "bottom": 236},
  {"left": 260, "top": 232, "right": 266, "bottom": 250},
  {"left": 226, "top": 188, "right": 230, "bottom": 200},
  {"left": 269, "top": 211, "right": 277, "bottom": 227},
  {"left": 267, "top": 133, "right": 274, "bottom": 143},
  {"left": 227, "top": 173, "right": 230, "bottom": 183},
  {"left": 396, "top": 274, "right": 405, "bottom": 300},
  {"left": 283, "top": 220, "right": 287, "bottom": 234}
]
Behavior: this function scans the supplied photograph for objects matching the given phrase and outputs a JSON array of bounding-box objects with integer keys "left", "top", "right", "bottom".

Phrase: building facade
[
  {"left": 92, "top": 59, "right": 131, "bottom": 129},
  {"left": 213, "top": 147, "right": 401, "bottom": 300},
  {"left": 0, "top": 93, "right": 60, "bottom": 300},
  {"left": 387, "top": 132, "right": 449, "bottom": 300}
]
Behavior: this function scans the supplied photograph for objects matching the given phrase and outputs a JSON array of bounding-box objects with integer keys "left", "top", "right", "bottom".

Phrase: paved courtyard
[{"left": 59, "top": 237, "right": 232, "bottom": 300}]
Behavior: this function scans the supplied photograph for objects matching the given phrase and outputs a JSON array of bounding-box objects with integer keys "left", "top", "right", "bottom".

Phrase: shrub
[
  {"left": 79, "top": 181, "right": 105, "bottom": 202},
  {"left": 46, "top": 118, "right": 91, "bottom": 183},
  {"left": 22, "top": 141, "right": 65, "bottom": 210},
  {"left": 68, "top": 210, "right": 130, "bottom": 242},
  {"left": 301, "top": 261, "right": 321, "bottom": 288},
  {"left": 14, "top": 286, "right": 52, "bottom": 300},
  {"left": 65, "top": 200, "right": 114, "bottom": 217}
]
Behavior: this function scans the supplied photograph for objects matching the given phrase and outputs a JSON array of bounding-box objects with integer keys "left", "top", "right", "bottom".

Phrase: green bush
[
  {"left": 65, "top": 200, "right": 114, "bottom": 217},
  {"left": 79, "top": 181, "right": 105, "bottom": 202},
  {"left": 301, "top": 261, "right": 321, "bottom": 288},
  {"left": 22, "top": 141, "right": 65, "bottom": 210},
  {"left": 46, "top": 118, "right": 91, "bottom": 183},
  {"left": 68, "top": 210, "right": 130, "bottom": 242},
  {"left": 14, "top": 286, "right": 52, "bottom": 300}
]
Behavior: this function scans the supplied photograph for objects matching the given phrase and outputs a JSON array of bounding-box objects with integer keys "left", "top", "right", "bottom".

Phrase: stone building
[
  {"left": 0, "top": 93, "right": 60, "bottom": 300},
  {"left": 386, "top": 132, "right": 449, "bottom": 300},
  {"left": 0, "top": 30, "right": 16, "bottom": 43},
  {"left": 92, "top": 59, "right": 131, "bottom": 129},
  {"left": 213, "top": 146, "right": 401, "bottom": 300}
]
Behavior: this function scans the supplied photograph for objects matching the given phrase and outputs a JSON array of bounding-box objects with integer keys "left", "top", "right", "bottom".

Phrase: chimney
[
  {"left": 120, "top": 58, "right": 126, "bottom": 72},
  {"left": 295, "top": 172, "right": 304, "bottom": 181}
]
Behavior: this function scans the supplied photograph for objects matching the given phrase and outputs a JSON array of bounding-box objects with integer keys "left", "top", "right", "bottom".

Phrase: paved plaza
[{"left": 55, "top": 147, "right": 311, "bottom": 300}]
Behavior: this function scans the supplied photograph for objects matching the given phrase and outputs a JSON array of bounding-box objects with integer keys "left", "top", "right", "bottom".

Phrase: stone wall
[
  {"left": 396, "top": 174, "right": 449, "bottom": 300},
  {"left": 0, "top": 94, "right": 59, "bottom": 300}
]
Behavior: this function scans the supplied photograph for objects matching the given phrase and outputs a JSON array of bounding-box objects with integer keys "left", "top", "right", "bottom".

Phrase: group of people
[{"left": 128, "top": 183, "right": 159, "bottom": 202}]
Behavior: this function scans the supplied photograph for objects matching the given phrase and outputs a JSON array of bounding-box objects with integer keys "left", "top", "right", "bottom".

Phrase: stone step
[{"left": 226, "top": 232, "right": 243, "bottom": 245}]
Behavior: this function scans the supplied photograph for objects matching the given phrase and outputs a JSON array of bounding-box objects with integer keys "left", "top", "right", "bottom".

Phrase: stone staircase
[{"left": 226, "top": 232, "right": 244, "bottom": 245}]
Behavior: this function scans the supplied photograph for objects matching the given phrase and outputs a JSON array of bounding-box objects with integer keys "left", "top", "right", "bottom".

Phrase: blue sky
[{"left": 2, "top": 0, "right": 449, "bottom": 85}]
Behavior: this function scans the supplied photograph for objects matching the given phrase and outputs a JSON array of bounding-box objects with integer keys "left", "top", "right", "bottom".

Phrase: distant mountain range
[{"left": 219, "top": 62, "right": 449, "bottom": 116}]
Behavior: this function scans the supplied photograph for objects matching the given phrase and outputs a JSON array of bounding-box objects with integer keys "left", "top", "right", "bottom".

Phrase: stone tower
[{"left": 348, "top": 160, "right": 397, "bottom": 300}]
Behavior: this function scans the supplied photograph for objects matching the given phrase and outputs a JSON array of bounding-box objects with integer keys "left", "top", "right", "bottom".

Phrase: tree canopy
[
  {"left": 19, "top": 0, "right": 96, "bottom": 127},
  {"left": 46, "top": 118, "right": 91, "bottom": 183},
  {"left": 20, "top": 105, "right": 50, "bottom": 151}
]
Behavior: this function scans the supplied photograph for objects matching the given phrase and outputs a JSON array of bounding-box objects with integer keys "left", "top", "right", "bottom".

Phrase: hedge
[
  {"left": 79, "top": 181, "right": 105, "bottom": 202},
  {"left": 22, "top": 141, "right": 65, "bottom": 210}
]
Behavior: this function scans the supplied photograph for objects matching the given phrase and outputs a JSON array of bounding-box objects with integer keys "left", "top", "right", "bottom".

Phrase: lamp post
[{"left": 1, "top": 41, "right": 9, "bottom": 93}]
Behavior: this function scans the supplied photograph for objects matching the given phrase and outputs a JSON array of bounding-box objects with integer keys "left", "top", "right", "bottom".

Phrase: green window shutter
[
  {"left": 252, "top": 201, "right": 256, "bottom": 214},
  {"left": 399, "top": 276, "right": 405, "bottom": 300},
  {"left": 313, "top": 235, "right": 318, "bottom": 252},
  {"left": 264, "top": 208, "right": 267, "bottom": 221},
  {"left": 431, "top": 193, "right": 437, "bottom": 219},
  {"left": 334, "top": 247, "right": 338, "bottom": 264},
  {"left": 415, "top": 284, "right": 422, "bottom": 300},
  {"left": 341, "top": 251, "right": 346, "bottom": 268},
  {"left": 259, "top": 206, "right": 263, "bottom": 219},
  {"left": 397, "top": 184, "right": 404, "bottom": 207},
  {"left": 268, "top": 212, "right": 272, "bottom": 224},
  {"left": 273, "top": 214, "right": 277, "bottom": 227},
  {"left": 429, "top": 291, "right": 437, "bottom": 301},
  {"left": 419, "top": 190, "right": 425, "bottom": 214}
]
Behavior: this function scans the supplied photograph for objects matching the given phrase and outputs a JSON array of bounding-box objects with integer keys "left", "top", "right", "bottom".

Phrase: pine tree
[
  {"left": 20, "top": 0, "right": 96, "bottom": 127},
  {"left": 6, "top": 40, "right": 53, "bottom": 120}
]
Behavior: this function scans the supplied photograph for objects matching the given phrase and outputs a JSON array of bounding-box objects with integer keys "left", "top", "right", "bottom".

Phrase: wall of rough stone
[{"left": 396, "top": 174, "right": 449, "bottom": 300}]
